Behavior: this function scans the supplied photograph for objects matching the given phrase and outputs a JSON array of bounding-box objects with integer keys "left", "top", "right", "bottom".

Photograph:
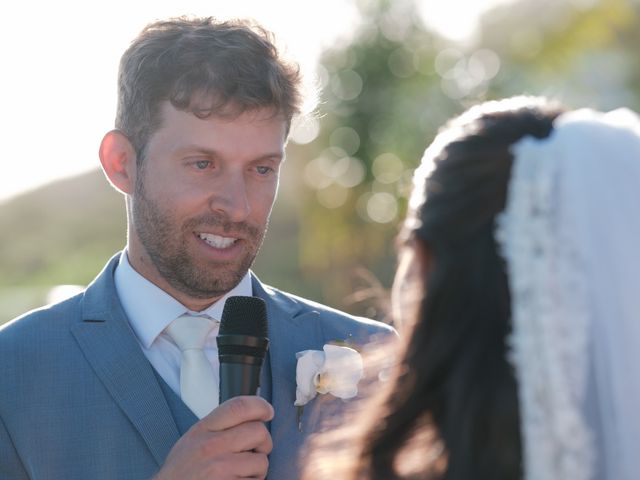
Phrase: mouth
[{"left": 197, "top": 232, "right": 238, "bottom": 249}]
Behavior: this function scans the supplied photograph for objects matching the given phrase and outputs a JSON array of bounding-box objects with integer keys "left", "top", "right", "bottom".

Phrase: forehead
[
  {"left": 151, "top": 101, "right": 288, "bottom": 155},
  {"left": 159, "top": 99, "right": 286, "bottom": 127}
]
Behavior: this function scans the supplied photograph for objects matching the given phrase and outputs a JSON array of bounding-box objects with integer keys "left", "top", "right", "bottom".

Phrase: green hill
[
  {"left": 0, "top": 169, "right": 126, "bottom": 288},
  {"left": 0, "top": 169, "right": 125, "bottom": 321}
]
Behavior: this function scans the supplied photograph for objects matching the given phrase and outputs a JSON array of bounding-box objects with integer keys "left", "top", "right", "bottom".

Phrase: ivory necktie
[{"left": 165, "top": 314, "right": 219, "bottom": 418}]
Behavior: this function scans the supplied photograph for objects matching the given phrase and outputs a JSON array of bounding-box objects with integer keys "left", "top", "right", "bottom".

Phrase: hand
[{"left": 154, "top": 396, "right": 274, "bottom": 480}]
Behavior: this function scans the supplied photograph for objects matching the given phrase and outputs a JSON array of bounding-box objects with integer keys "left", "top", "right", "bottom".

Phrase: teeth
[{"left": 198, "top": 233, "right": 237, "bottom": 249}]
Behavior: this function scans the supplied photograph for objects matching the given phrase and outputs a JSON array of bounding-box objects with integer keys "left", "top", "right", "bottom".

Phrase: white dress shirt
[{"left": 114, "top": 250, "right": 252, "bottom": 401}]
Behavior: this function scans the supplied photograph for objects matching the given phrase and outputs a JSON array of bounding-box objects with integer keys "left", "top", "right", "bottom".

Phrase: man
[{"left": 0, "top": 17, "right": 393, "bottom": 479}]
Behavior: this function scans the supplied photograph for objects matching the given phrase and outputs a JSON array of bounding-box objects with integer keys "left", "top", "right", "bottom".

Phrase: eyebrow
[{"left": 174, "top": 145, "right": 285, "bottom": 162}]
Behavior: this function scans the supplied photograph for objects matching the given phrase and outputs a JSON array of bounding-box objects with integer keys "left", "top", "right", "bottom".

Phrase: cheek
[{"left": 249, "top": 183, "right": 279, "bottom": 218}]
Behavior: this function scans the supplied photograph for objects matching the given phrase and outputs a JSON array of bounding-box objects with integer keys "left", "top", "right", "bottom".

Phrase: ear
[{"left": 99, "top": 130, "right": 137, "bottom": 195}]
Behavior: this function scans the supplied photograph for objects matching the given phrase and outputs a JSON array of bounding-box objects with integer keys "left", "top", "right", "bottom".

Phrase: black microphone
[{"left": 217, "top": 296, "right": 269, "bottom": 403}]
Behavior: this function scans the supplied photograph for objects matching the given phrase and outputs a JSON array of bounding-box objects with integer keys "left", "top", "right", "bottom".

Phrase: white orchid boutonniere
[{"left": 294, "top": 343, "right": 364, "bottom": 430}]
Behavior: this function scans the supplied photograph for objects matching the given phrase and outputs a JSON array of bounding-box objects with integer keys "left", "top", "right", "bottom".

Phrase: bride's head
[
  {"left": 304, "top": 96, "right": 567, "bottom": 480},
  {"left": 385, "top": 96, "right": 565, "bottom": 480}
]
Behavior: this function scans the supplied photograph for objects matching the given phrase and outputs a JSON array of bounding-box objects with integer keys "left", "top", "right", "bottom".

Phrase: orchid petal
[
  {"left": 322, "top": 344, "right": 364, "bottom": 399},
  {"left": 295, "top": 350, "right": 325, "bottom": 406}
]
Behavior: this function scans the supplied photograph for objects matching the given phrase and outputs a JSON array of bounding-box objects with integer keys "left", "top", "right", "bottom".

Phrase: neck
[{"left": 124, "top": 249, "right": 225, "bottom": 312}]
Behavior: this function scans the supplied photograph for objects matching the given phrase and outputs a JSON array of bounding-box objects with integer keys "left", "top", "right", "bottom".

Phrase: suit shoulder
[
  {"left": 0, "top": 293, "right": 83, "bottom": 349},
  {"left": 263, "top": 284, "right": 395, "bottom": 338}
]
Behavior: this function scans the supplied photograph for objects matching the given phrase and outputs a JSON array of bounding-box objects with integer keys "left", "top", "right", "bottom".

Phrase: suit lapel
[
  {"left": 71, "top": 255, "right": 180, "bottom": 466},
  {"left": 252, "top": 277, "right": 326, "bottom": 476}
]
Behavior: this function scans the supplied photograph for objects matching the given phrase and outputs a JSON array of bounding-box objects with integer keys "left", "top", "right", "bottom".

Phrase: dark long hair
[{"left": 304, "top": 97, "right": 566, "bottom": 480}]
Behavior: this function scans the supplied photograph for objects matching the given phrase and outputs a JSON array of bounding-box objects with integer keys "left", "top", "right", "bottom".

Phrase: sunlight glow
[
  {"left": 418, "top": 0, "right": 515, "bottom": 44},
  {"left": 1, "top": 0, "right": 510, "bottom": 204}
]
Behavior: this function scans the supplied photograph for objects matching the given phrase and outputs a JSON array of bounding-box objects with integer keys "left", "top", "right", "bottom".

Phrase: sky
[{"left": 0, "top": 0, "right": 509, "bottom": 204}]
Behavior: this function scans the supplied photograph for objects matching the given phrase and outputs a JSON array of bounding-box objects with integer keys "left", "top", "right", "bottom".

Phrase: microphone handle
[{"left": 219, "top": 360, "right": 262, "bottom": 403}]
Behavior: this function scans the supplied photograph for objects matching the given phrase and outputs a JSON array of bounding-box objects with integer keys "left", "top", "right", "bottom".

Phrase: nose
[{"left": 208, "top": 171, "right": 251, "bottom": 223}]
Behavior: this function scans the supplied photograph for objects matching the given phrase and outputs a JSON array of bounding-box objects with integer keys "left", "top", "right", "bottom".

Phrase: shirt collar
[{"left": 114, "top": 250, "right": 253, "bottom": 349}]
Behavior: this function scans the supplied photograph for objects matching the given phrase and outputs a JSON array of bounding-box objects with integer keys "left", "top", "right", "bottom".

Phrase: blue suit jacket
[{"left": 0, "top": 254, "right": 393, "bottom": 479}]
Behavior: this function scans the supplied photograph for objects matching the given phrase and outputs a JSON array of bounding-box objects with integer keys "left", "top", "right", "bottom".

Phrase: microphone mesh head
[{"left": 219, "top": 296, "right": 268, "bottom": 337}]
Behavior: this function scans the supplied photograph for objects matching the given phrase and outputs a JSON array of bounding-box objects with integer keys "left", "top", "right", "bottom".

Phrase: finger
[
  {"left": 252, "top": 424, "right": 273, "bottom": 455},
  {"left": 202, "top": 396, "right": 274, "bottom": 432},
  {"left": 228, "top": 451, "right": 269, "bottom": 479},
  {"left": 221, "top": 421, "right": 273, "bottom": 454}
]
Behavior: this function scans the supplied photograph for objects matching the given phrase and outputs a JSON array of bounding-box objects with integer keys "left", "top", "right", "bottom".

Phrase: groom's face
[{"left": 128, "top": 101, "right": 286, "bottom": 309}]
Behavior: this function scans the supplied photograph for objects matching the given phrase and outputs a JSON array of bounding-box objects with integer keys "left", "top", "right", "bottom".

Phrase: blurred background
[{"left": 1, "top": 0, "right": 639, "bottom": 325}]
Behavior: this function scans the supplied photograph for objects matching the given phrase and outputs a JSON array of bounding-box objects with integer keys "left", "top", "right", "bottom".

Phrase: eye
[
  {"left": 194, "top": 160, "right": 212, "bottom": 170},
  {"left": 256, "top": 165, "right": 274, "bottom": 175}
]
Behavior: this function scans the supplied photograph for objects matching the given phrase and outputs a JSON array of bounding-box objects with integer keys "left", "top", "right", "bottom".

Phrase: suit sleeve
[{"left": 0, "top": 414, "right": 29, "bottom": 479}]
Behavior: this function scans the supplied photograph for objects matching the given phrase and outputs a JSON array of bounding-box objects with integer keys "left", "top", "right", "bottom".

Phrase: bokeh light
[
  {"left": 333, "top": 157, "right": 367, "bottom": 188},
  {"left": 303, "top": 149, "right": 366, "bottom": 193},
  {"left": 290, "top": 115, "right": 321, "bottom": 145},
  {"left": 331, "top": 69, "right": 364, "bottom": 101},
  {"left": 435, "top": 47, "right": 501, "bottom": 99},
  {"left": 304, "top": 155, "right": 335, "bottom": 189},
  {"left": 357, "top": 191, "right": 399, "bottom": 223},
  {"left": 372, "top": 153, "right": 405, "bottom": 184},
  {"left": 330, "top": 126, "right": 361, "bottom": 155},
  {"left": 378, "top": 2, "right": 414, "bottom": 42}
]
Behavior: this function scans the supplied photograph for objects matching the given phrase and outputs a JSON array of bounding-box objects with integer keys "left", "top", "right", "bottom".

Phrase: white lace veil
[{"left": 496, "top": 108, "right": 640, "bottom": 480}]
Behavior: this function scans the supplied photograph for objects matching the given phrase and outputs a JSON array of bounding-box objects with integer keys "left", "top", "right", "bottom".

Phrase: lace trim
[{"left": 495, "top": 135, "right": 594, "bottom": 480}]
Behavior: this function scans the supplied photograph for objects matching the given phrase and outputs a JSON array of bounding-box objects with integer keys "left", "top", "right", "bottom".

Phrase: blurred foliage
[
  {"left": 479, "top": 0, "right": 640, "bottom": 108},
  {"left": 2, "top": 0, "right": 639, "bottom": 324},
  {"left": 288, "top": 0, "right": 640, "bottom": 322},
  {"left": 289, "top": 0, "right": 457, "bottom": 323}
]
